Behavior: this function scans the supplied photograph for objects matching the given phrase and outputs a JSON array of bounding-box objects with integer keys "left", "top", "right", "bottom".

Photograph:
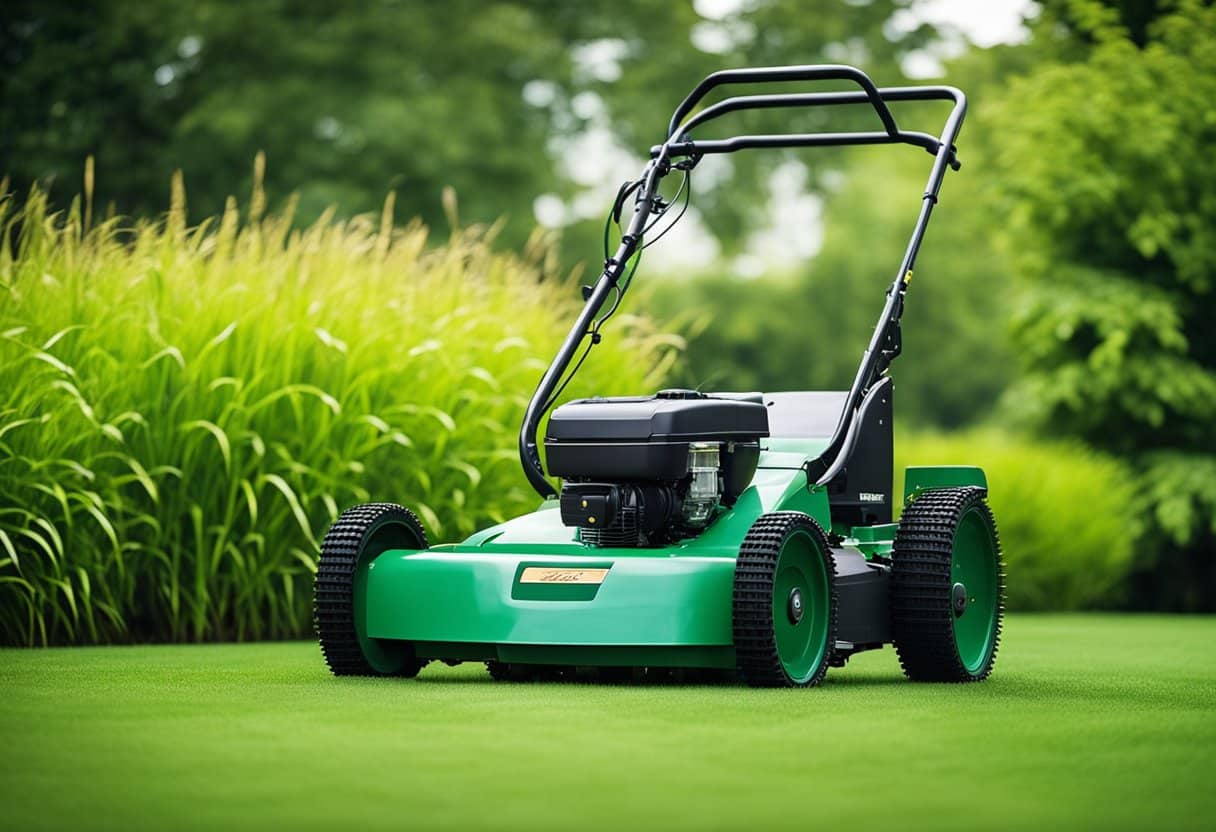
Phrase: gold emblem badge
[{"left": 519, "top": 567, "right": 610, "bottom": 585}]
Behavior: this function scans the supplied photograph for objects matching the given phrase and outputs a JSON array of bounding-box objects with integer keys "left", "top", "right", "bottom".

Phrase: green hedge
[
  {"left": 896, "top": 430, "right": 1138, "bottom": 610},
  {"left": 0, "top": 180, "right": 677, "bottom": 645}
]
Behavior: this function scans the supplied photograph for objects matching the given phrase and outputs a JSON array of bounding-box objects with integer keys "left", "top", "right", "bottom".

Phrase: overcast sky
[{"left": 912, "top": 0, "right": 1036, "bottom": 46}]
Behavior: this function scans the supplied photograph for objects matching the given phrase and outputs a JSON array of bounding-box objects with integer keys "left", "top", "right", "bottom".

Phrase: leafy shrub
[
  {"left": 982, "top": 4, "right": 1216, "bottom": 608},
  {"left": 0, "top": 178, "right": 676, "bottom": 645},
  {"left": 896, "top": 430, "right": 1138, "bottom": 610}
]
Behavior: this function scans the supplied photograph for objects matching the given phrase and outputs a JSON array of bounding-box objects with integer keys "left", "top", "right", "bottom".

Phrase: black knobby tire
[
  {"left": 732, "top": 511, "right": 839, "bottom": 688},
  {"left": 315, "top": 502, "right": 428, "bottom": 677},
  {"left": 891, "top": 486, "right": 1005, "bottom": 682}
]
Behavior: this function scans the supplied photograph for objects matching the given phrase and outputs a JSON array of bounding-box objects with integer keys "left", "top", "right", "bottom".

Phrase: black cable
[
  {"left": 642, "top": 169, "right": 692, "bottom": 251},
  {"left": 541, "top": 335, "right": 595, "bottom": 413},
  {"left": 605, "top": 178, "right": 644, "bottom": 260},
  {"left": 603, "top": 199, "right": 618, "bottom": 261},
  {"left": 639, "top": 169, "right": 688, "bottom": 238},
  {"left": 597, "top": 251, "right": 640, "bottom": 324},
  {"left": 540, "top": 246, "right": 642, "bottom": 414},
  {"left": 544, "top": 159, "right": 691, "bottom": 413}
]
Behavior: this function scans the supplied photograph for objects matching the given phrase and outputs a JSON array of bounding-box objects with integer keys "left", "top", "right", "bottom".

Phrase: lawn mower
[{"left": 314, "top": 64, "right": 1004, "bottom": 687}]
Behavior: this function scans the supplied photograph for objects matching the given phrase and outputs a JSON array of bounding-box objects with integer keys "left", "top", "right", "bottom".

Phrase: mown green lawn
[{"left": 2, "top": 615, "right": 1213, "bottom": 831}]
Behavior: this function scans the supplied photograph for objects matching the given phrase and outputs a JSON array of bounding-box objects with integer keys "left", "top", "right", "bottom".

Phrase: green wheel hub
[
  {"left": 772, "top": 528, "right": 832, "bottom": 684},
  {"left": 950, "top": 507, "right": 1000, "bottom": 674}
]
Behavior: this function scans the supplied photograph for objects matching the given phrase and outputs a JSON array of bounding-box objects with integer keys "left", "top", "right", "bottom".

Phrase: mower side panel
[{"left": 364, "top": 552, "right": 735, "bottom": 647}]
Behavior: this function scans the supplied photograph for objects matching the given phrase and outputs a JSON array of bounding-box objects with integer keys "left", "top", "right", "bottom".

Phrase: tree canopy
[
  {"left": 1, "top": 0, "right": 935, "bottom": 254},
  {"left": 985, "top": 0, "right": 1216, "bottom": 606}
]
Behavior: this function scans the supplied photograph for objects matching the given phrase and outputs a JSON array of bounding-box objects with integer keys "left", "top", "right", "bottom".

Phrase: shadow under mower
[{"left": 315, "top": 64, "right": 1005, "bottom": 687}]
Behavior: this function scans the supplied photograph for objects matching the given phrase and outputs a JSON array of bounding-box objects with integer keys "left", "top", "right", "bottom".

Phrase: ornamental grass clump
[{"left": 0, "top": 166, "right": 678, "bottom": 645}]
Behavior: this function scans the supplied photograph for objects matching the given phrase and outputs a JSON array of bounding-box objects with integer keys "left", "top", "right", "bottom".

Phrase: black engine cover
[
  {"left": 545, "top": 391, "right": 769, "bottom": 484},
  {"left": 546, "top": 391, "right": 769, "bottom": 443}
]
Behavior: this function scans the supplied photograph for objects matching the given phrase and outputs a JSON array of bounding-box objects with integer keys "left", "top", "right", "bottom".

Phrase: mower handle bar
[
  {"left": 655, "top": 86, "right": 964, "bottom": 170},
  {"left": 518, "top": 65, "right": 968, "bottom": 500},
  {"left": 666, "top": 65, "right": 900, "bottom": 139}
]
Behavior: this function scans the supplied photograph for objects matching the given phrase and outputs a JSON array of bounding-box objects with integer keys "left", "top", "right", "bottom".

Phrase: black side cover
[
  {"left": 831, "top": 547, "right": 890, "bottom": 646},
  {"left": 827, "top": 385, "right": 893, "bottom": 527}
]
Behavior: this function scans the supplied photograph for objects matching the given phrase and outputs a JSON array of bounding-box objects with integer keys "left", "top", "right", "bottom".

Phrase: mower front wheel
[
  {"left": 315, "top": 502, "right": 429, "bottom": 677},
  {"left": 732, "top": 512, "right": 838, "bottom": 687}
]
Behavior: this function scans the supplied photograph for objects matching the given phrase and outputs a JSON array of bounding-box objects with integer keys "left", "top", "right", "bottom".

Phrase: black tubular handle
[
  {"left": 667, "top": 64, "right": 899, "bottom": 139},
  {"left": 659, "top": 130, "right": 957, "bottom": 168},
  {"left": 673, "top": 86, "right": 964, "bottom": 138},
  {"left": 664, "top": 86, "right": 964, "bottom": 169}
]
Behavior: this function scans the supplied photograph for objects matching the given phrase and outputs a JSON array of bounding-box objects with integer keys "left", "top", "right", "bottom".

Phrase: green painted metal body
[
  {"left": 903, "top": 465, "right": 987, "bottom": 502},
  {"left": 363, "top": 448, "right": 982, "bottom": 668}
]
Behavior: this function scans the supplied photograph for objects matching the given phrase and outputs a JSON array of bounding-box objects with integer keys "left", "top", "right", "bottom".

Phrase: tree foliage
[
  {"left": 0, "top": 0, "right": 934, "bottom": 255},
  {"left": 986, "top": 0, "right": 1216, "bottom": 608}
]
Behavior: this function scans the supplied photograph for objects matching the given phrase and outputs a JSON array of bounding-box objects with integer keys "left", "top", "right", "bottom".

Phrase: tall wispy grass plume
[{"left": 0, "top": 164, "right": 679, "bottom": 645}]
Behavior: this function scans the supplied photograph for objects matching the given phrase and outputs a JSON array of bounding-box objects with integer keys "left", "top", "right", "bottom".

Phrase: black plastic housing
[
  {"left": 761, "top": 389, "right": 893, "bottom": 527},
  {"left": 559, "top": 483, "right": 620, "bottom": 528},
  {"left": 546, "top": 393, "right": 769, "bottom": 443},
  {"left": 831, "top": 547, "right": 891, "bottom": 646},
  {"left": 545, "top": 393, "right": 768, "bottom": 501},
  {"left": 824, "top": 386, "right": 893, "bottom": 527}
]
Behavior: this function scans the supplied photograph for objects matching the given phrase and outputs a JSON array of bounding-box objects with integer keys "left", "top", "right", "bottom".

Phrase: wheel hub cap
[
  {"left": 788, "top": 587, "right": 804, "bottom": 624},
  {"left": 952, "top": 582, "right": 968, "bottom": 617}
]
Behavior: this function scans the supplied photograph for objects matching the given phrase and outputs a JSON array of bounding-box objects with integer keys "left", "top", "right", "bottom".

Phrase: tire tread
[
  {"left": 314, "top": 502, "right": 428, "bottom": 677},
  {"left": 891, "top": 487, "right": 1005, "bottom": 682},
  {"left": 732, "top": 512, "right": 839, "bottom": 688}
]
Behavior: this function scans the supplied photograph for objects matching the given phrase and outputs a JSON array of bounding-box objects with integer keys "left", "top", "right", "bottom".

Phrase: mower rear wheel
[
  {"left": 733, "top": 512, "right": 838, "bottom": 687},
  {"left": 315, "top": 502, "right": 428, "bottom": 677},
  {"left": 891, "top": 487, "right": 1004, "bottom": 682}
]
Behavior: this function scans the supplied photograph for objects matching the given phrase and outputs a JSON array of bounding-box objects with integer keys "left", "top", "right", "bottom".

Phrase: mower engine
[{"left": 545, "top": 390, "right": 769, "bottom": 547}]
